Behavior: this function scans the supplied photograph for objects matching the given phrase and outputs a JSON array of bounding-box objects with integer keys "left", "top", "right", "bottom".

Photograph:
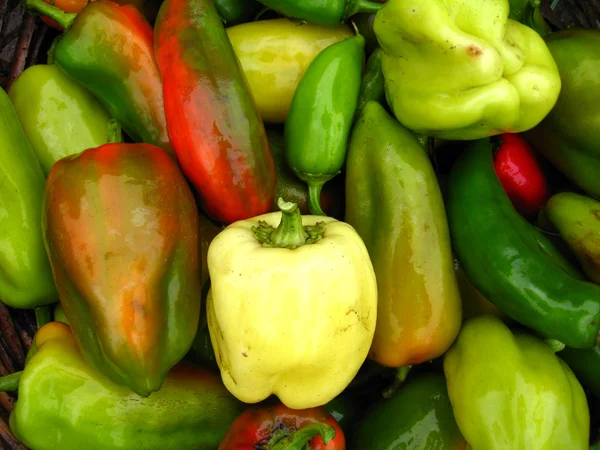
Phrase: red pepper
[
  {"left": 493, "top": 133, "right": 549, "bottom": 217},
  {"left": 218, "top": 403, "right": 345, "bottom": 450},
  {"left": 155, "top": 0, "right": 277, "bottom": 225}
]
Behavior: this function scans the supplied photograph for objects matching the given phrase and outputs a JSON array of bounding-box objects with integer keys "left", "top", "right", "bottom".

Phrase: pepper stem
[
  {"left": 22, "top": 0, "right": 77, "bottom": 30},
  {"left": 382, "top": 365, "right": 412, "bottom": 399},
  {"left": 252, "top": 198, "right": 326, "bottom": 249},
  {"left": 345, "top": 0, "right": 384, "bottom": 20},
  {"left": 307, "top": 181, "right": 326, "bottom": 216},
  {"left": 34, "top": 306, "right": 52, "bottom": 329},
  {"left": 107, "top": 119, "right": 122, "bottom": 143},
  {"left": 270, "top": 198, "right": 309, "bottom": 248},
  {"left": 268, "top": 422, "right": 336, "bottom": 450},
  {"left": 0, "top": 371, "right": 23, "bottom": 392}
]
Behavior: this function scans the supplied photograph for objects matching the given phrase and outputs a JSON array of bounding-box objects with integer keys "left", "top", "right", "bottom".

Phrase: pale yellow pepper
[
  {"left": 226, "top": 18, "right": 353, "bottom": 123},
  {"left": 207, "top": 199, "right": 377, "bottom": 409}
]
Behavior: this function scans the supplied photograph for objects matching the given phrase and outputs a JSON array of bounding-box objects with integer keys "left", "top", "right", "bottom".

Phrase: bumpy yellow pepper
[
  {"left": 206, "top": 199, "right": 377, "bottom": 409},
  {"left": 373, "top": 0, "right": 561, "bottom": 140}
]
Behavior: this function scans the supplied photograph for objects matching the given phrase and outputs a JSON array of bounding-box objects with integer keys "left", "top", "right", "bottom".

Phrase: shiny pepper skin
[{"left": 43, "top": 143, "right": 202, "bottom": 396}]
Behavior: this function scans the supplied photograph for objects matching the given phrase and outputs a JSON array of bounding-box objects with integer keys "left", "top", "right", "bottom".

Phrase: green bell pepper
[
  {"left": 525, "top": 29, "right": 600, "bottom": 199},
  {"left": 5, "top": 322, "right": 243, "bottom": 450},
  {"left": 8, "top": 64, "right": 114, "bottom": 176},
  {"left": 0, "top": 87, "right": 57, "bottom": 309},
  {"left": 447, "top": 139, "right": 600, "bottom": 349},
  {"left": 284, "top": 35, "right": 364, "bottom": 216},
  {"left": 444, "top": 315, "right": 590, "bottom": 450},
  {"left": 373, "top": 0, "right": 561, "bottom": 140},
  {"left": 351, "top": 373, "right": 467, "bottom": 450}
]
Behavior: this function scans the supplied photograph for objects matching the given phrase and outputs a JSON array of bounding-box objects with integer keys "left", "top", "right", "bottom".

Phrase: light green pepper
[
  {"left": 9, "top": 65, "right": 114, "bottom": 175},
  {"left": 373, "top": 0, "right": 561, "bottom": 140},
  {"left": 444, "top": 315, "right": 589, "bottom": 450}
]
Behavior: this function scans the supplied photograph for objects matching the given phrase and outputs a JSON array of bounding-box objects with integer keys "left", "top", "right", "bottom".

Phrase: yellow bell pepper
[
  {"left": 206, "top": 198, "right": 378, "bottom": 409},
  {"left": 226, "top": 18, "right": 353, "bottom": 123}
]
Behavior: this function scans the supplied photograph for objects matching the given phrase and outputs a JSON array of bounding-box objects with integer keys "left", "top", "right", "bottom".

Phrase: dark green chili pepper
[{"left": 447, "top": 139, "right": 600, "bottom": 349}]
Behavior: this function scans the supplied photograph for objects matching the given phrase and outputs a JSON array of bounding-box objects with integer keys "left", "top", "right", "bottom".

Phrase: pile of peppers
[{"left": 1, "top": 0, "right": 600, "bottom": 448}]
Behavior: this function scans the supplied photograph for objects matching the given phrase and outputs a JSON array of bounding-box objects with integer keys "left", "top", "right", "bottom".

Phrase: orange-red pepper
[{"left": 155, "top": 0, "right": 276, "bottom": 225}]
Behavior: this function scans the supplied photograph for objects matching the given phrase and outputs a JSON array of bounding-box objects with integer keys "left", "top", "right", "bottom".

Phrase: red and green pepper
[{"left": 155, "top": 0, "right": 276, "bottom": 224}]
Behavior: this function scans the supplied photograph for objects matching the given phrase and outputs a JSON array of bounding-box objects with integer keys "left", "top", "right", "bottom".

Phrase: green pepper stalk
[{"left": 253, "top": 198, "right": 325, "bottom": 249}]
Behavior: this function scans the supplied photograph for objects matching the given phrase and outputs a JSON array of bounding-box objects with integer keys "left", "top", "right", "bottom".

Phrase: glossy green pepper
[
  {"left": 215, "top": 0, "right": 261, "bottom": 25},
  {"left": 0, "top": 87, "right": 57, "bottom": 309},
  {"left": 447, "top": 139, "right": 600, "bottom": 349},
  {"left": 323, "top": 392, "right": 362, "bottom": 436},
  {"left": 8, "top": 64, "right": 114, "bottom": 176},
  {"left": 284, "top": 35, "right": 364, "bottom": 216},
  {"left": 373, "top": 0, "right": 561, "bottom": 140},
  {"left": 255, "top": 0, "right": 382, "bottom": 27},
  {"left": 444, "top": 315, "right": 590, "bottom": 450},
  {"left": 351, "top": 373, "right": 467, "bottom": 450},
  {"left": 559, "top": 343, "right": 600, "bottom": 400},
  {"left": 525, "top": 29, "right": 600, "bottom": 199},
  {"left": 5, "top": 321, "right": 243, "bottom": 450},
  {"left": 345, "top": 101, "right": 462, "bottom": 369}
]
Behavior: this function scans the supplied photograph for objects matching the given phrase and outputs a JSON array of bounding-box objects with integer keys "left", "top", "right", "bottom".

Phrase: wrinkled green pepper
[
  {"left": 351, "top": 373, "right": 467, "bottom": 450},
  {"left": 0, "top": 87, "right": 57, "bottom": 309},
  {"left": 559, "top": 343, "right": 600, "bottom": 400},
  {"left": 255, "top": 0, "right": 383, "bottom": 27},
  {"left": 447, "top": 139, "right": 600, "bottom": 349},
  {"left": 525, "top": 29, "right": 600, "bottom": 199},
  {"left": 444, "top": 315, "right": 589, "bottom": 450},
  {"left": 284, "top": 35, "right": 365, "bottom": 216},
  {"left": 9, "top": 64, "right": 115, "bottom": 176},
  {"left": 43, "top": 142, "right": 202, "bottom": 396},
  {"left": 373, "top": 0, "right": 561, "bottom": 140},
  {"left": 5, "top": 322, "right": 243, "bottom": 450}
]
